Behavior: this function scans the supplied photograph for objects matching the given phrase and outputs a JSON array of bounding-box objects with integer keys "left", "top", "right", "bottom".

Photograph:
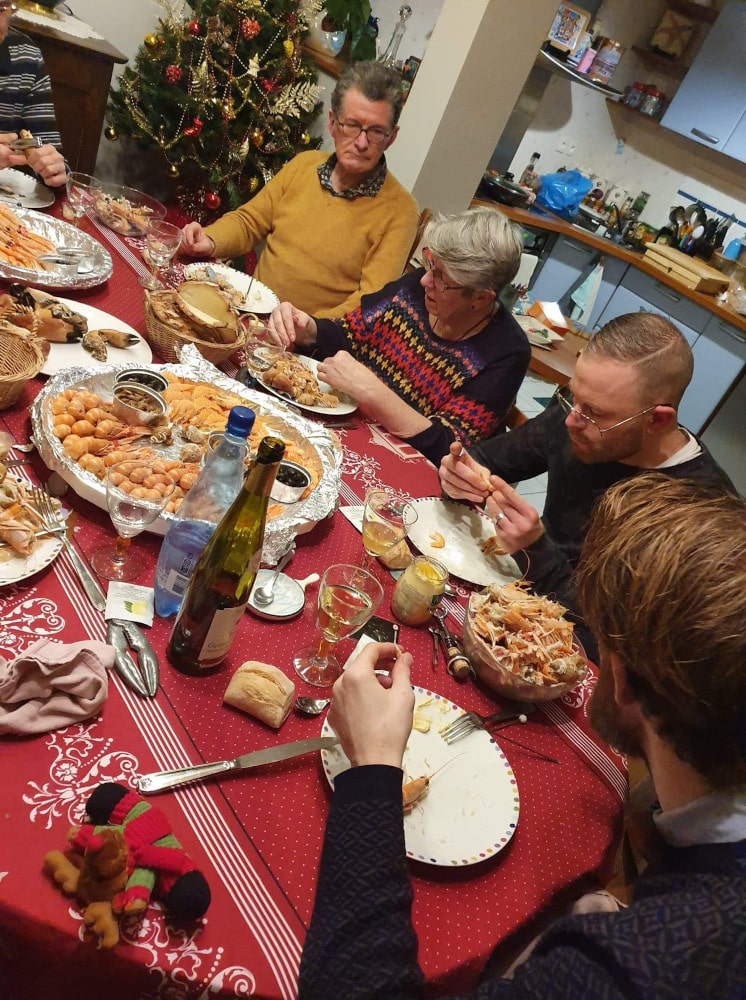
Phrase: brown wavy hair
[{"left": 576, "top": 473, "right": 746, "bottom": 788}]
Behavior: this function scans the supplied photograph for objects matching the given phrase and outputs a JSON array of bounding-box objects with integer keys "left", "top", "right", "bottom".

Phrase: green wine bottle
[{"left": 167, "top": 435, "right": 286, "bottom": 675}]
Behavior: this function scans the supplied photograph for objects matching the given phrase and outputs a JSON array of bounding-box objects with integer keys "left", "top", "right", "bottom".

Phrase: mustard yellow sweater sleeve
[{"left": 203, "top": 151, "right": 419, "bottom": 318}]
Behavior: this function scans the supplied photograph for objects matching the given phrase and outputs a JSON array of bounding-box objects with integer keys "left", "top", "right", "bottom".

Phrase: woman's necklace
[{"left": 432, "top": 304, "right": 495, "bottom": 342}]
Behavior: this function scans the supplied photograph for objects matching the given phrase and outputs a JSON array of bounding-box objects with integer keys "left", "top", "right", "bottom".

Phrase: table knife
[
  {"left": 65, "top": 514, "right": 158, "bottom": 698},
  {"left": 137, "top": 736, "right": 341, "bottom": 794}
]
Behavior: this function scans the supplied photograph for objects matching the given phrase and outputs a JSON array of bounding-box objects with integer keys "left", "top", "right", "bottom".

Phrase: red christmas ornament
[
  {"left": 261, "top": 77, "right": 278, "bottom": 94},
  {"left": 165, "top": 64, "right": 183, "bottom": 84},
  {"left": 204, "top": 191, "right": 221, "bottom": 210},
  {"left": 183, "top": 117, "right": 203, "bottom": 138},
  {"left": 187, "top": 20, "right": 201, "bottom": 36},
  {"left": 286, "top": 12, "right": 297, "bottom": 27},
  {"left": 241, "top": 17, "right": 260, "bottom": 40}
]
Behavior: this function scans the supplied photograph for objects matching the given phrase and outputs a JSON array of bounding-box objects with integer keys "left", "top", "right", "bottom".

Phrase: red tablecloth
[{"left": 0, "top": 206, "right": 626, "bottom": 999}]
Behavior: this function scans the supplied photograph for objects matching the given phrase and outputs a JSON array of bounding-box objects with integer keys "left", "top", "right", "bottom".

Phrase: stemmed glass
[
  {"left": 139, "top": 220, "right": 183, "bottom": 290},
  {"left": 239, "top": 314, "right": 285, "bottom": 380},
  {"left": 361, "top": 488, "right": 417, "bottom": 568},
  {"left": 293, "top": 563, "right": 384, "bottom": 687},
  {"left": 64, "top": 171, "right": 95, "bottom": 227},
  {"left": 91, "top": 460, "right": 175, "bottom": 582}
]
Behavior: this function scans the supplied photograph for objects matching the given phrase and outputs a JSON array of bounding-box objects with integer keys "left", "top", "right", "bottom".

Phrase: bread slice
[{"left": 223, "top": 661, "right": 295, "bottom": 729}]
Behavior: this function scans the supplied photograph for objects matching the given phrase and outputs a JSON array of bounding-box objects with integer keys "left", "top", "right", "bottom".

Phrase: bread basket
[
  {"left": 144, "top": 292, "right": 245, "bottom": 365},
  {"left": 0, "top": 325, "right": 45, "bottom": 409}
]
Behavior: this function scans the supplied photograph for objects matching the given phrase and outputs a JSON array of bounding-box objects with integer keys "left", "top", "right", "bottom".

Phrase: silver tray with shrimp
[
  {"left": 0, "top": 207, "right": 113, "bottom": 290},
  {"left": 30, "top": 349, "right": 342, "bottom": 564}
]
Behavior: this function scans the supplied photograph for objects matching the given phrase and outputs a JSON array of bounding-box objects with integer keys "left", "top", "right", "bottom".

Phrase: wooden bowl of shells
[
  {"left": 144, "top": 280, "right": 245, "bottom": 365},
  {"left": 0, "top": 323, "right": 45, "bottom": 409}
]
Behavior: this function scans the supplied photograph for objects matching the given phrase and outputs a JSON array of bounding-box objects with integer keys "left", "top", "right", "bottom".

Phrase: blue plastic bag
[{"left": 536, "top": 170, "right": 593, "bottom": 218}]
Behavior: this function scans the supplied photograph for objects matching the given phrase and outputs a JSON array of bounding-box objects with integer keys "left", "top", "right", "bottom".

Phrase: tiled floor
[{"left": 513, "top": 373, "right": 553, "bottom": 516}]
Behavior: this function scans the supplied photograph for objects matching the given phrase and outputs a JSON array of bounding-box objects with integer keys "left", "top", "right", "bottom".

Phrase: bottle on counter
[
  {"left": 587, "top": 38, "right": 624, "bottom": 85},
  {"left": 519, "top": 151, "right": 541, "bottom": 189},
  {"left": 166, "top": 435, "right": 285, "bottom": 676},
  {"left": 154, "top": 405, "right": 255, "bottom": 618}
]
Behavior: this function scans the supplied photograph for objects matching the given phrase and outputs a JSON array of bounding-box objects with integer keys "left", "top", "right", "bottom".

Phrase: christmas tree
[{"left": 106, "top": 0, "right": 324, "bottom": 221}]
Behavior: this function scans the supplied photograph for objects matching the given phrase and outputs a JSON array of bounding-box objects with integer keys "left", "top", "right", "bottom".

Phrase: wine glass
[
  {"left": 361, "top": 488, "right": 417, "bottom": 568},
  {"left": 139, "top": 220, "right": 183, "bottom": 290},
  {"left": 91, "top": 460, "right": 176, "bottom": 582},
  {"left": 239, "top": 314, "right": 285, "bottom": 379},
  {"left": 64, "top": 171, "right": 95, "bottom": 227},
  {"left": 293, "top": 563, "right": 383, "bottom": 687}
]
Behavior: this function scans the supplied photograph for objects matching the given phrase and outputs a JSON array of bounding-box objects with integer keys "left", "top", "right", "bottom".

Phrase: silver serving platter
[
  {"left": 0, "top": 207, "right": 112, "bottom": 290},
  {"left": 30, "top": 351, "right": 342, "bottom": 564}
]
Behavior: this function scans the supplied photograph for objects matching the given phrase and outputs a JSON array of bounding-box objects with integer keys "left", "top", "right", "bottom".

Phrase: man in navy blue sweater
[{"left": 299, "top": 474, "right": 746, "bottom": 999}]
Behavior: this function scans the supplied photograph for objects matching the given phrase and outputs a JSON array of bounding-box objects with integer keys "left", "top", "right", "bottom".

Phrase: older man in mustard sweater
[{"left": 181, "top": 62, "right": 419, "bottom": 320}]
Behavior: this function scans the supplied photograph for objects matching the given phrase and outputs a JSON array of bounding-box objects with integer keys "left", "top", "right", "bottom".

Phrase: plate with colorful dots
[{"left": 320, "top": 685, "right": 520, "bottom": 867}]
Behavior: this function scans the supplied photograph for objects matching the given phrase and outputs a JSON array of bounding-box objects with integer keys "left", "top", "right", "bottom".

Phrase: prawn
[{"left": 402, "top": 754, "right": 464, "bottom": 814}]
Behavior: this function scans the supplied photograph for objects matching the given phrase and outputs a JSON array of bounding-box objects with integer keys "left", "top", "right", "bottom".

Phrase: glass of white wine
[
  {"left": 139, "top": 219, "right": 183, "bottom": 290},
  {"left": 293, "top": 563, "right": 384, "bottom": 687},
  {"left": 91, "top": 460, "right": 176, "bottom": 582},
  {"left": 361, "top": 488, "right": 417, "bottom": 568},
  {"left": 239, "top": 314, "right": 285, "bottom": 379}
]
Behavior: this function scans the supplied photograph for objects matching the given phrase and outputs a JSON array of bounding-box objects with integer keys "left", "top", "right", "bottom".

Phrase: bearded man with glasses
[
  {"left": 439, "top": 312, "right": 735, "bottom": 655},
  {"left": 181, "top": 61, "right": 419, "bottom": 318},
  {"left": 0, "top": 1, "right": 66, "bottom": 187}
]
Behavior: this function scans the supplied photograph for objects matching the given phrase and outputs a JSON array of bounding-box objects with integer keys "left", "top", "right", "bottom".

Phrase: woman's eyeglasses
[
  {"left": 0, "top": 3, "right": 18, "bottom": 13},
  {"left": 554, "top": 384, "right": 671, "bottom": 436},
  {"left": 422, "top": 248, "right": 464, "bottom": 293}
]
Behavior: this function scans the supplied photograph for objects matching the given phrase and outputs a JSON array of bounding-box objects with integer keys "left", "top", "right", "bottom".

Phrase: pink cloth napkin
[{"left": 0, "top": 638, "right": 114, "bottom": 736}]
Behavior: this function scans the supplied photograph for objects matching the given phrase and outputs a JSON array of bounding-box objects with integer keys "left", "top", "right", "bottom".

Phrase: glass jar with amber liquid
[{"left": 391, "top": 556, "right": 448, "bottom": 626}]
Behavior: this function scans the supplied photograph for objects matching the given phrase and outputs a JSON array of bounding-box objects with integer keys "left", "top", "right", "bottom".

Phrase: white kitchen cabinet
[
  {"left": 529, "top": 236, "right": 628, "bottom": 331},
  {"left": 594, "top": 283, "right": 700, "bottom": 346},
  {"left": 701, "top": 370, "right": 746, "bottom": 495},
  {"left": 681, "top": 314, "right": 746, "bottom": 435},
  {"left": 661, "top": 2, "right": 746, "bottom": 160}
]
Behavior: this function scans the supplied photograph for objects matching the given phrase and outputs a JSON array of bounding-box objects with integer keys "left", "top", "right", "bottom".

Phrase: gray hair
[
  {"left": 585, "top": 312, "right": 694, "bottom": 407},
  {"left": 331, "top": 61, "right": 404, "bottom": 126},
  {"left": 423, "top": 207, "right": 524, "bottom": 294}
]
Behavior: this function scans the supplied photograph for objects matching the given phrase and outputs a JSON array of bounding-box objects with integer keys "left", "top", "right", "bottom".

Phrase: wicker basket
[
  {"left": 0, "top": 326, "right": 45, "bottom": 410},
  {"left": 144, "top": 294, "right": 245, "bottom": 366}
]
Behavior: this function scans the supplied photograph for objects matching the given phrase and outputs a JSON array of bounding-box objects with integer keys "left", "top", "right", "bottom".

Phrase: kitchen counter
[{"left": 472, "top": 198, "right": 746, "bottom": 334}]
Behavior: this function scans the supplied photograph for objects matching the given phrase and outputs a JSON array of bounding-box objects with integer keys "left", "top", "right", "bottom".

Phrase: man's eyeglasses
[
  {"left": 554, "top": 384, "right": 671, "bottom": 436},
  {"left": 422, "top": 247, "right": 464, "bottom": 293},
  {"left": 0, "top": 3, "right": 18, "bottom": 13},
  {"left": 333, "top": 117, "right": 393, "bottom": 147}
]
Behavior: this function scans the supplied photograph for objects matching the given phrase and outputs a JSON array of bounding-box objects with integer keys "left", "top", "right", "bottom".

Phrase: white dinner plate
[
  {"left": 257, "top": 355, "right": 358, "bottom": 416},
  {"left": 0, "top": 167, "right": 54, "bottom": 210},
  {"left": 321, "top": 685, "right": 520, "bottom": 867},
  {"left": 183, "top": 262, "right": 279, "bottom": 313},
  {"left": 40, "top": 297, "right": 152, "bottom": 376},
  {"left": 0, "top": 478, "right": 64, "bottom": 585},
  {"left": 516, "top": 315, "right": 564, "bottom": 351},
  {"left": 407, "top": 497, "right": 521, "bottom": 588}
]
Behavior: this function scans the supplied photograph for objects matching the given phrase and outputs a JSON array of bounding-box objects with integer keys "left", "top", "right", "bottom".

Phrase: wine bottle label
[{"left": 198, "top": 604, "right": 246, "bottom": 663}]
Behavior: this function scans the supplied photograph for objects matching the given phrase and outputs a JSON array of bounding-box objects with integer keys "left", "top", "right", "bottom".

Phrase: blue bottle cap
[
  {"left": 226, "top": 405, "right": 256, "bottom": 439},
  {"left": 723, "top": 238, "right": 742, "bottom": 260}
]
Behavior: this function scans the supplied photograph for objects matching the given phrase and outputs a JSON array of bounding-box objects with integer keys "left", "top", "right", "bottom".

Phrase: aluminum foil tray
[
  {"left": 31, "top": 350, "right": 342, "bottom": 564},
  {"left": 0, "top": 207, "right": 113, "bottom": 289}
]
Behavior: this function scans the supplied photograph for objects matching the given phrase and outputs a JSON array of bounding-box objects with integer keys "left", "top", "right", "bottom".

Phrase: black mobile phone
[{"left": 351, "top": 615, "right": 397, "bottom": 643}]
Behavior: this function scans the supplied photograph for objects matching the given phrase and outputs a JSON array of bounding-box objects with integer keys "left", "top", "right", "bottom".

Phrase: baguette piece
[{"left": 223, "top": 660, "right": 295, "bottom": 729}]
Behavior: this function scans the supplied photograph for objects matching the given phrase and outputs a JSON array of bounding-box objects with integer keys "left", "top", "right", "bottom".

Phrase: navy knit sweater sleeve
[
  {"left": 313, "top": 271, "right": 531, "bottom": 465},
  {"left": 299, "top": 767, "right": 746, "bottom": 1000},
  {"left": 0, "top": 31, "right": 62, "bottom": 148}
]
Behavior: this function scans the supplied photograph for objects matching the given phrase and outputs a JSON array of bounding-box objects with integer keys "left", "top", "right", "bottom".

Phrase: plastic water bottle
[{"left": 154, "top": 405, "right": 255, "bottom": 617}]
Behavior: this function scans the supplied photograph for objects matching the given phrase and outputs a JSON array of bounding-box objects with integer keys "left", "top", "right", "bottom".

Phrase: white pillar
[{"left": 387, "top": 0, "right": 560, "bottom": 213}]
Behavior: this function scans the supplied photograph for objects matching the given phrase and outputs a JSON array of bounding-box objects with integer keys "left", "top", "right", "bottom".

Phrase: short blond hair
[
  {"left": 584, "top": 312, "right": 693, "bottom": 407},
  {"left": 424, "top": 207, "right": 523, "bottom": 294},
  {"left": 576, "top": 474, "right": 745, "bottom": 788}
]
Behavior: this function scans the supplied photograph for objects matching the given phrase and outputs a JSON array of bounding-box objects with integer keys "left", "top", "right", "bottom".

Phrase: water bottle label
[
  {"left": 165, "top": 568, "right": 190, "bottom": 597},
  {"left": 198, "top": 605, "right": 246, "bottom": 663}
]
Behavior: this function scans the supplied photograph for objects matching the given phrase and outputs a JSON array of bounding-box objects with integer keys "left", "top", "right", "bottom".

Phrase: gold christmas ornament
[
  {"left": 283, "top": 40, "right": 294, "bottom": 57},
  {"left": 221, "top": 99, "right": 235, "bottom": 120},
  {"left": 301, "top": 131, "right": 311, "bottom": 145},
  {"left": 251, "top": 128, "right": 264, "bottom": 147},
  {"left": 249, "top": 177, "right": 259, "bottom": 192},
  {"left": 167, "top": 163, "right": 180, "bottom": 178},
  {"left": 104, "top": 125, "right": 118, "bottom": 141},
  {"left": 145, "top": 33, "right": 160, "bottom": 49}
]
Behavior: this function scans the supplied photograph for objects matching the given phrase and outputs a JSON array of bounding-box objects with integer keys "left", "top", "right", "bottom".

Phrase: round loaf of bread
[{"left": 223, "top": 660, "right": 295, "bottom": 729}]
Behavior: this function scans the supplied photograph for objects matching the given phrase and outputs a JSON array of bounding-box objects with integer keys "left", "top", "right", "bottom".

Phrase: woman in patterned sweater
[{"left": 270, "top": 207, "right": 530, "bottom": 465}]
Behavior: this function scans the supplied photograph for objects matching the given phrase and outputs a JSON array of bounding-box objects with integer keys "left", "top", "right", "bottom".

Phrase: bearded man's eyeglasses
[{"left": 554, "top": 384, "right": 672, "bottom": 436}]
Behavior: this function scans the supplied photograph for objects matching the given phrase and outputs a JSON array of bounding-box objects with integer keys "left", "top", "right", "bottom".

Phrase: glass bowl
[
  {"left": 89, "top": 181, "right": 166, "bottom": 237},
  {"left": 462, "top": 588, "right": 588, "bottom": 701}
]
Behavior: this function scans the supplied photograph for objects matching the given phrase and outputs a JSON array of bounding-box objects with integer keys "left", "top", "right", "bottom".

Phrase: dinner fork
[
  {"left": 441, "top": 705, "right": 535, "bottom": 745},
  {"left": 29, "top": 486, "right": 64, "bottom": 536}
]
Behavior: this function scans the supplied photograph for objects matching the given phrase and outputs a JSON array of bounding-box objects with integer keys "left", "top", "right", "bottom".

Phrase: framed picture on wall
[{"left": 546, "top": 3, "right": 591, "bottom": 54}]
